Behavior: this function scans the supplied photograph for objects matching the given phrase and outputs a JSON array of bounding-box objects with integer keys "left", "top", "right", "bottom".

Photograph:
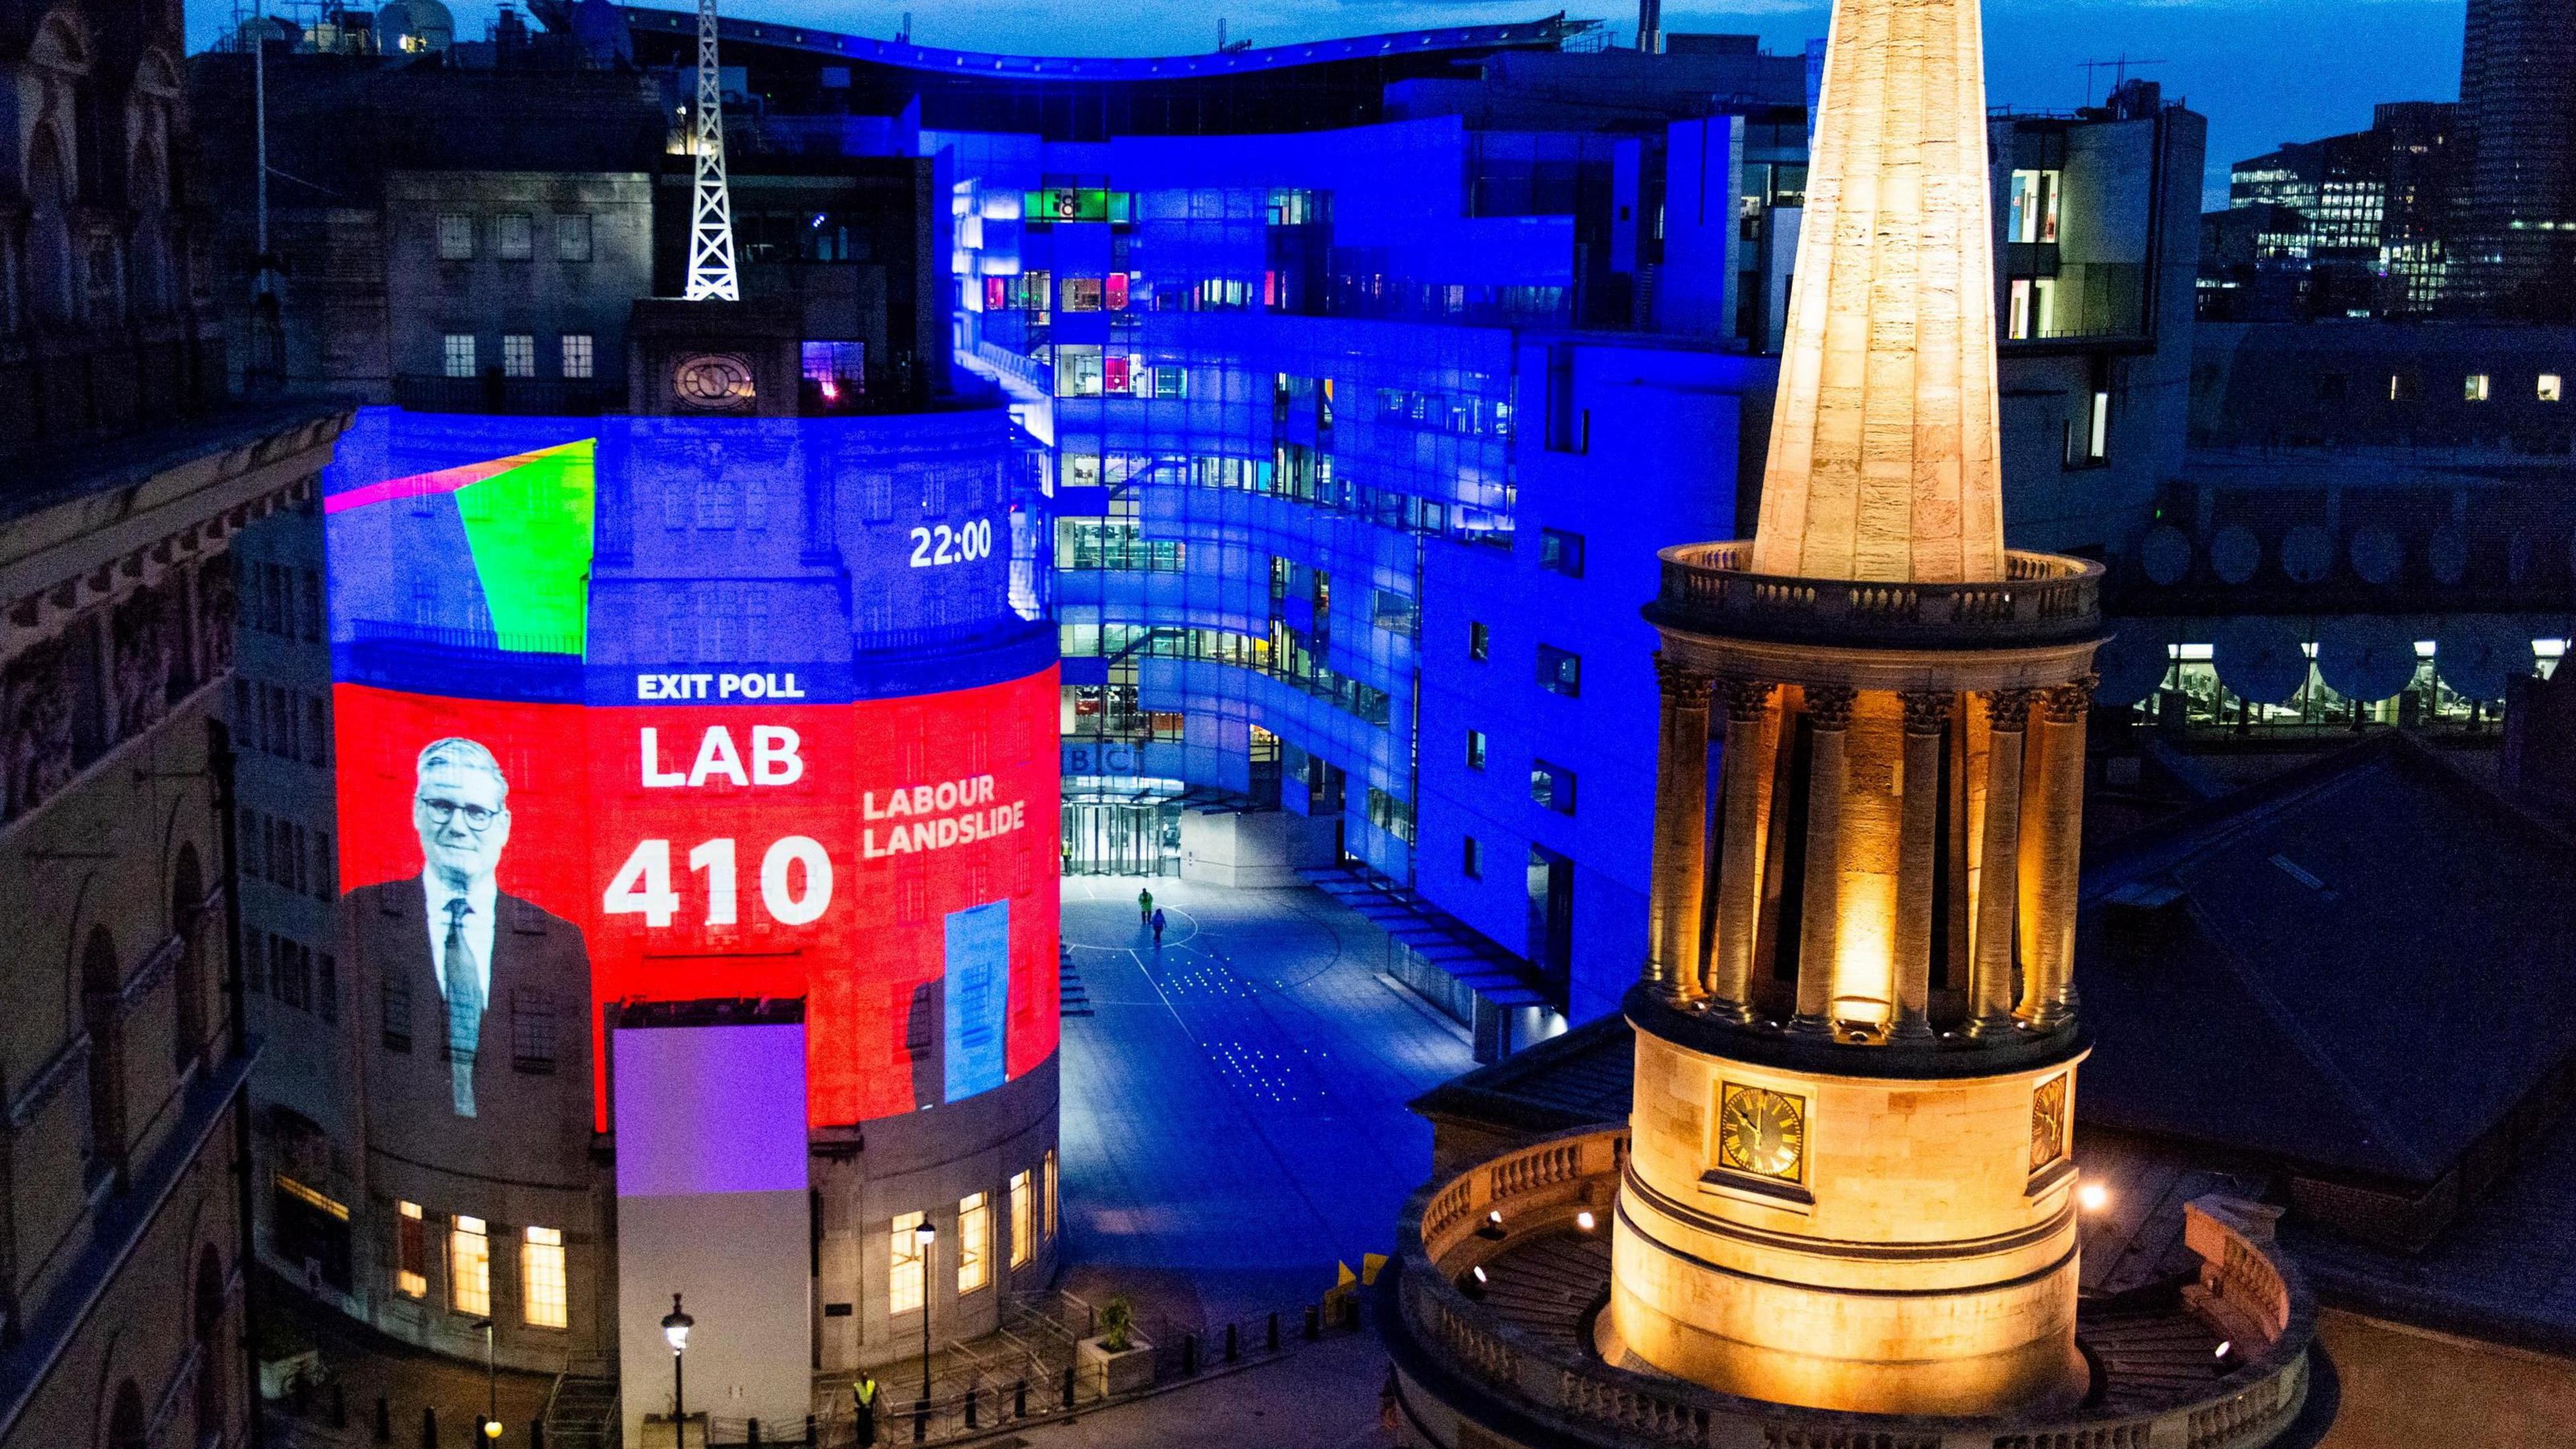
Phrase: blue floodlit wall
[{"left": 941, "top": 115, "right": 1774, "bottom": 1018}]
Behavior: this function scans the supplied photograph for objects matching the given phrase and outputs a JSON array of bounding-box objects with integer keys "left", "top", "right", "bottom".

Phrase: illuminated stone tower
[{"left": 1606, "top": 0, "right": 2105, "bottom": 1414}]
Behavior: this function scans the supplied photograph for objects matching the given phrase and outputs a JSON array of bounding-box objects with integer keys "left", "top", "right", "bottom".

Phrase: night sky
[{"left": 189, "top": 0, "right": 2473, "bottom": 206}]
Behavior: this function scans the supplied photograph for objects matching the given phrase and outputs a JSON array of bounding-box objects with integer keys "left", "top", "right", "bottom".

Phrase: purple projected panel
[{"left": 612, "top": 1023, "right": 809, "bottom": 1198}]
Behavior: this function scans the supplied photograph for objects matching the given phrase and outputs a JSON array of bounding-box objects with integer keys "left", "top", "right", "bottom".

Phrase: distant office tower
[{"left": 2457, "top": 0, "right": 2576, "bottom": 317}]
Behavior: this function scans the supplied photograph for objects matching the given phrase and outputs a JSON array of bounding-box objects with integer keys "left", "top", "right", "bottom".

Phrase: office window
[
  {"left": 1536, "top": 644, "right": 1581, "bottom": 698},
  {"left": 1466, "top": 729, "right": 1487, "bottom": 771},
  {"left": 495, "top": 213, "right": 533, "bottom": 260},
  {"left": 555, "top": 213, "right": 593, "bottom": 262},
  {"left": 2390, "top": 370, "right": 2420, "bottom": 402},
  {"left": 2008, "top": 278, "right": 2032, "bottom": 340},
  {"left": 561, "top": 334, "right": 594, "bottom": 380},
  {"left": 501, "top": 334, "right": 535, "bottom": 379},
  {"left": 1010, "top": 1171, "right": 1032, "bottom": 1269},
  {"left": 1540, "top": 529, "right": 1586, "bottom": 578},
  {"left": 2465, "top": 373, "right": 2491, "bottom": 402},
  {"left": 1044, "top": 1150, "right": 1059, "bottom": 1236},
  {"left": 436, "top": 213, "right": 473, "bottom": 260},
  {"left": 1061, "top": 276, "right": 1104, "bottom": 311},
  {"left": 1532, "top": 761, "right": 1577, "bottom": 815},
  {"left": 957, "top": 1193, "right": 989, "bottom": 1294},
  {"left": 441, "top": 334, "right": 476, "bottom": 379},
  {"left": 1462, "top": 835, "right": 1483, "bottom": 880},
  {"left": 396, "top": 1201, "right": 428, "bottom": 1298},
  {"left": 1468, "top": 621, "right": 1490, "bottom": 661},
  {"left": 450, "top": 1215, "right": 491, "bottom": 1316},
  {"left": 1053, "top": 345, "right": 1104, "bottom": 398},
  {"left": 2007, "top": 169, "right": 2060, "bottom": 244},
  {"left": 2542, "top": 374, "right": 2564, "bottom": 403},
  {"left": 522, "top": 1227, "right": 568, "bottom": 1328},
  {"left": 2088, "top": 390, "right": 2110, "bottom": 461},
  {"left": 1366, "top": 786, "right": 1415, "bottom": 845},
  {"left": 888, "top": 1212, "right": 925, "bottom": 1313}
]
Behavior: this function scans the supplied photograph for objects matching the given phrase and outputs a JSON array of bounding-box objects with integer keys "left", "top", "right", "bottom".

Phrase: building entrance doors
[{"left": 1061, "top": 797, "right": 1181, "bottom": 876}]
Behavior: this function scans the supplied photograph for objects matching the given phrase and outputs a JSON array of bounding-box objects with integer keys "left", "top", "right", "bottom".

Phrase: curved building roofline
[{"left": 615, "top": 5, "right": 1589, "bottom": 79}]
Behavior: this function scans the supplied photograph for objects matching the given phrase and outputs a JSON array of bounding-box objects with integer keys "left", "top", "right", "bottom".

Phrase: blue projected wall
[{"left": 943, "top": 899, "right": 1009, "bottom": 1103}]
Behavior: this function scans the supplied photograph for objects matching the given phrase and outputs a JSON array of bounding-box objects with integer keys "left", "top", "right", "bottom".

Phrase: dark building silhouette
[{"left": 2457, "top": 0, "right": 2576, "bottom": 318}]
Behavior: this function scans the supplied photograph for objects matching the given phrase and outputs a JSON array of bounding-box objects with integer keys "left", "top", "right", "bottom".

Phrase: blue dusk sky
[{"left": 188, "top": 0, "right": 2472, "bottom": 207}]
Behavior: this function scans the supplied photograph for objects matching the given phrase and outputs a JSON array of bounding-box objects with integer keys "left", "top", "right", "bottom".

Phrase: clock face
[
  {"left": 672, "top": 353, "right": 756, "bottom": 411},
  {"left": 1719, "top": 1083, "right": 1805, "bottom": 1183},
  {"left": 2031, "top": 1073, "right": 2069, "bottom": 1172}
]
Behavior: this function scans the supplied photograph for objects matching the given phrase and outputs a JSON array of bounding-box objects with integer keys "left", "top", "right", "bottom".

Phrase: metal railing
[
  {"left": 1652, "top": 542, "right": 2104, "bottom": 649},
  {"left": 1390, "top": 1126, "right": 2318, "bottom": 1449}
]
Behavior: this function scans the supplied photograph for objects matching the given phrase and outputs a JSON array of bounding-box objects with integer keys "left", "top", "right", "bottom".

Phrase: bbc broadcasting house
[{"left": 184, "top": 5, "right": 2208, "bottom": 1433}]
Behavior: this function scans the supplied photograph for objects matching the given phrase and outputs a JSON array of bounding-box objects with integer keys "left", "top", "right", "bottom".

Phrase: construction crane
[{"left": 683, "top": 0, "right": 739, "bottom": 301}]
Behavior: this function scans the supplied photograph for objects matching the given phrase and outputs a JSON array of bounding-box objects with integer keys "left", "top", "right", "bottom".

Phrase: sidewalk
[{"left": 999, "top": 1326, "right": 1393, "bottom": 1449}]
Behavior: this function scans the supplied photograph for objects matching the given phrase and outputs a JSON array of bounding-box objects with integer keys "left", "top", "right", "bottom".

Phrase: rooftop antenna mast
[
  {"left": 2076, "top": 55, "right": 2166, "bottom": 107},
  {"left": 683, "top": 0, "right": 739, "bottom": 300}
]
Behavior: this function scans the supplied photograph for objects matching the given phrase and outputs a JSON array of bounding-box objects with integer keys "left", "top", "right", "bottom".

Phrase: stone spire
[{"left": 1748, "top": 0, "right": 2007, "bottom": 584}]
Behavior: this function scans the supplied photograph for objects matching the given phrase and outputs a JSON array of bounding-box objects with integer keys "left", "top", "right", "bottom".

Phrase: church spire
[{"left": 1749, "top": 0, "right": 2007, "bottom": 584}]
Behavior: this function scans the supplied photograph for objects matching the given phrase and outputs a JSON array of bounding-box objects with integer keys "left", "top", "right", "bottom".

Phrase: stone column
[
  {"left": 1790, "top": 685, "right": 1857, "bottom": 1036},
  {"left": 1968, "top": 688, "right": 2033, "bottom": 1038},
  {"left": 1889, "top": 690, "right": 1952, "bottom": 1041},
  {"left": 1646, "top": 656, "right": 1715, "bottom": 1003},
  {"left": 2018, "top": 678, "right": 2092, "bottom": 1030},
  {"left": 1707, "top": 678, "right": 1778, "bottom": 1021}
]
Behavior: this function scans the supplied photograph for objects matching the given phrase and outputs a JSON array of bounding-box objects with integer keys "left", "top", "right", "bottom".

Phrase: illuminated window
[
  {"left": 1044, "top": 1150, "right": 1058, "bottom": 1238},
  {"left": 1468, "top": 621, "right": 1489, "bottom": 661},
  {"left": 501, "top": 335, "right": 535, "bottom": 379},
  {"left": 2465, "top": 373, "right": 2491, "bottom": 401},
  {"left": 957, "top": 1193, "right": 989, "bottom": 1295},
  {"left": 441, "top": 334, "right": 476, "bottom": 379},
  {"left": 495, "top": 213, "right": 533, "bottom": 261},
  {"left": 436, "top": 213, "right": 473, "bottom": 260},
  {"left": 1466, "top": 730, "right": 1487, "bottom": 771},
  {"left": 888, "top": 1212, "right": 924, "bottom": 1314},
  {"left": 1053, "top": 345, "right": 1104, "bottom": 398},
  {"left": 1010, "top": 1171, "right": 1032, "bottom": 1269},
  {"left": 450, "top": 1216, "right": 490, "bottom": 1317},
  {"left": 396, "top": 1201, "right": 428, "bottom": 1298},
  {"left": 2542, "top": 374, "right": 2564, "bottom": 403},
  {"left": 2033, "top": 278, "right": 2057, "bottom": 337},
  {"left": 2007, "top": 170, "right": 2060, "bottom": 244},
  {"left": 1536, "top": 644, "right": 1581, "bottom": 698},
  {"left": 1061, "top": 277, "right": 1104, "bottom": 311},
  {"left": 555, "top": 214, "right": 592, "bottom": 262},
  {"left": 2008, "top": 278, "right": 2033, "bottom": 339},
  {"left": 561, "top": 335, "right": 594, "bottom": 380},
  {"left": 2390, "top": 370, "right": 2420, "bottom": 401},
  {"left": 1531, "top": 761, "right": 1577, "bottom": 815},
  {"left": 521, "top": 1227, "right": 567, "bottom": 1328}
]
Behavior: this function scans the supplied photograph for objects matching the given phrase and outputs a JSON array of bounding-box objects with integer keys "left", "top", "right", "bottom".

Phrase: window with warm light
[
  {"left": 888, "top": 1212, "right": 925, "bottom": 1313},
  {"left": 450, "top": 1216, "right": 491, "bottom": 1317},
  {"left": 2007, "top": 169, "right": 2060, "bottom": 244},
  {"left": 2465, "top": 373, "right": 2491, "bottom": 401},
  {"left": 522, "top": 1226, "right": 567, "bottom": 1328},
  {"left": 957, "top": 1193, "right": 989, "bottom": 1294},
  {"left": 1044, "top": 1150, "right": 1059, "bottom": 1237},
  {"left": 396, "top": 1201, "right": 428, "bottom": 1298},
  {"left": 2542, "top": 374, "right": 2564, "bottom": 403},
  {"left": 1010, "top": 1171, "right": 1032, "bottom": 1269}
]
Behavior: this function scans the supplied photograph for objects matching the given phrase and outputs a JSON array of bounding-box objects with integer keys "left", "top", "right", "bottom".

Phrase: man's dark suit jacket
[{"left": 343, "top": 877, "right": 594, "bottom": 1173}]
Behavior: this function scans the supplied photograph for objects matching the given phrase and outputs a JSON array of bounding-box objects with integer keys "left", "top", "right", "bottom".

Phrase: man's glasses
[{"left": 417, "top": 796, "right": 502, "bottom": 831}]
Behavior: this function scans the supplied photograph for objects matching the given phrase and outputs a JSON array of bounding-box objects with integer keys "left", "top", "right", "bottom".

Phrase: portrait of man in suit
[{"left": 343, "top": 738, "right": 591, "bottom": 1130}]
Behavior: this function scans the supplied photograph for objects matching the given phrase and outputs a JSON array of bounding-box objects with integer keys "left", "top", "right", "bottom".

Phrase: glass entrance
[{"left": 1061, "top": 796, "right": 1181, "bottom": 876}]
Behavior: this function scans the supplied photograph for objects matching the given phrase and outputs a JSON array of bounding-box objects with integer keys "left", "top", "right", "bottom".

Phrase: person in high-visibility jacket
[{"left": 851, "top": 1375, "right": 879, "bottom": 1446}]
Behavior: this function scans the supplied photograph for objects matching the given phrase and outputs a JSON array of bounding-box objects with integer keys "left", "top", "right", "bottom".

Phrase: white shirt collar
[{"left": 421, "top": 869, "right": 500, "bottom": 1006}]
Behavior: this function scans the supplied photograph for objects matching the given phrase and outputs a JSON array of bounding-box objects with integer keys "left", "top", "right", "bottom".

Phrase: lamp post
[
  {"left": 472, "top": 1320, "right": 500, "bottom": 1446},
  {"left": 661, "top": 1294, "right": 694, "bottom": 1449},
  {"left": 914, "top": 1220, "right": 937, "bottom": 1428}
]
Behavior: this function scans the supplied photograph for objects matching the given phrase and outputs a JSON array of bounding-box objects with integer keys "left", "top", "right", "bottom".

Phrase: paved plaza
[{"left": 1055, "top": 875, "right": 1477, "bottom": 1330}]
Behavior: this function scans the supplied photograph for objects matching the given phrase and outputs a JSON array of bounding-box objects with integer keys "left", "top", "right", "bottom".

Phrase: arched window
[
  {"left": 194, "top": 1244, "right": 228, "bottom": 1448},
  {"left": 24, "top": 125, "right": 76, "bottom": 327},
  {"left": 105, "top": 1379, "right": 146, "bottom": 1449},
  {"left": 172, "top": 844, "right": 207, "bottom": 1071},
  {"left": 81, "top": 925, "right": 127, "bottom": 1183},
  {"left": 127, "top": 129, "right": 172, "bottom": 317}
]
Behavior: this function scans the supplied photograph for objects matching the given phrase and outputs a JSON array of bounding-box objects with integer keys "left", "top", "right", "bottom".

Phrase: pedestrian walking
[
  {"left": 1137, "top": 886, "right": 1154, "bottom": 922},
  {"left": 1150, "top": 908, "right": 1167, "bottom": 946},
  {"left": 851, "top": 1375, "right": 879, "bottom": 1447}
]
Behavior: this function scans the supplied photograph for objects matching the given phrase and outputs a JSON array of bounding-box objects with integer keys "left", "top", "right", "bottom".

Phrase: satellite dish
[
  {"left": 2314, "top": 617, "right": 2418, "bottom": 702},
  {"left": 2210, "top": 525, "right": 2261, "bottom": 585},
  {"left": 2281, "top": 525, "right": 2333, "bottom": 584},
  {"left": 2428, "top": 526, "right": 2468, "bottom": 586},
  {"left": 2139, "top": 525, "right": 2192, "bottom": 586},
  {"left": 2212, "top": 616, "right": 2309, "bottom": 705},
  {"left": 2092, "top": 625, "right": 2174, "bottom": 708},
  {"left": 2434, "top": 619, "right": 2532, "bottom": 702},
  {"left": 2351, "top": 527, "right": 2403, "bottom": 586}
]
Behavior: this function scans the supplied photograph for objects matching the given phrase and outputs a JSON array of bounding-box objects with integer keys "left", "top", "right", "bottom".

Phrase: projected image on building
[{"left": 320, "top": 407, "right": 1059, "bottom": 1131}]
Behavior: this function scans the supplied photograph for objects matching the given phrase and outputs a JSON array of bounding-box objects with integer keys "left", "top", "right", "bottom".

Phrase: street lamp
[
  {"left": 472, "top": 1320, "right": 501, "bottom": 1444},
  {"left": 661, "top": 1293, "right": 694, "bottom": 1449},
  {"left": 914, "top": 1220, "right": 938, "bottom": 1424}
]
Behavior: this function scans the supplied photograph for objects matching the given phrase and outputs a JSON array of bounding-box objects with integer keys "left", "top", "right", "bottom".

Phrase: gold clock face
[
  {"left": 2031, "top": 1073, "right": 2069, "bottom": 1172},
  {"left": 673, "top": 353, "right": 757, "bottom": 410},
  {"left": 1719, "top": 1083, "right": 1805, "bottom": 1182}
]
